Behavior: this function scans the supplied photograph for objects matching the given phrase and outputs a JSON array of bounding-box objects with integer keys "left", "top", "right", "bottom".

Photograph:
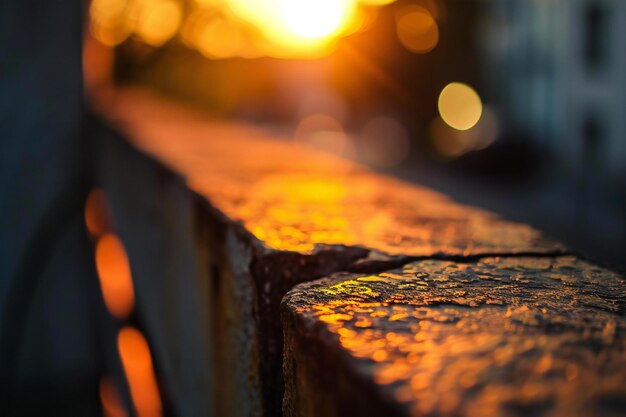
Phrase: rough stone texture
[
  {"left": 195, "top": 208, "right": 262, "bottom": 417},
  {"left": 104, "top": 88, "right": 565, "bottom": 258},
  {"left": 282, "top": 256, "right": 626, "bottom": 417},
  {"left": 94, "top": 89, "right": 574, "bottom": 416}
]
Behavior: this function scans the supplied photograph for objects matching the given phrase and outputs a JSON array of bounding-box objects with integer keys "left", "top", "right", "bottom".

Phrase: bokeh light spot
[
  {"left": 100, "top": 377, "right": 128, "bottom": 417},
  {"left": 360, "top": 117, "right": 411, "bottom": 167},
  {"left": 118, "top": 327, "right": 162, "bottom": 417},
  {"left": 472, "top": 106, "right": 499, "bottom": 150},
  {"left": 95, "top": 234, "right": 135, "bottom": 319},
  {"left": 134, "top": 0, "right": 182, "bottom": 46},
  {"left": 438, "top": 82, "right": 483, "bottom": 131},
  {"left": 294, "top": 114, "right": 350, "bottom": 156},
  {"left": 396, "top": 5, "right": 439, "bottom": 53},
  {"left": 85, "top": 188, "right": 112, "bottom": 238},
  {"left": 429, "top": 117, "right": 473, "bottom": 158},
  {"left": 89, "top": 0, "right": 131, "bottom": 46},
  {"left": 196, "top": 17, "right": 246, "bottom": 59}
]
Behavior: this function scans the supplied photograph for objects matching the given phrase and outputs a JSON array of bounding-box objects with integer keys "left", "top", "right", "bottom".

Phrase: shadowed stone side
[
  {"left": 94, "top": 127, "right": 212, "bottom": 416},
  {"left": 282, "top": 256, "right": 626, "bottom": 417}
]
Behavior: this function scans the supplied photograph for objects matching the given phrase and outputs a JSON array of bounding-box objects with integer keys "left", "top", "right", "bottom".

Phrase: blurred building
[{"left": 479, "top": 0, "right": 626, "bottom": 177}]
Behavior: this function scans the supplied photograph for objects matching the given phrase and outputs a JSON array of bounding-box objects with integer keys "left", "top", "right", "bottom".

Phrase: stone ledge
[
  {"left": 108, "top": 88, "right": 565, "bottom": 259},
  {"left": 99, "top": 89, "right": 575, "bottom": 416},
  {"left": 282, "top": 256, "right": 626, "bottom": 417}
]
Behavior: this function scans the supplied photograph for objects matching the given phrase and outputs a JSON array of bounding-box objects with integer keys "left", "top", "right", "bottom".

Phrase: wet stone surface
[
  {"left": 283, "top": 256, "right": 626, "bottom": 417},
  {"left": 112, "top": 89, "right": 565, "bottom": 258},
  {"left": 195, "top": 172, "right": 565, "bottom": 257}
]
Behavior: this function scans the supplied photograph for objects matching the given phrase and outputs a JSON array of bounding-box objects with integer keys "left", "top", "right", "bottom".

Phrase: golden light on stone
[{"left": 283, "top": 257, "right": 626, "bottom": 417}]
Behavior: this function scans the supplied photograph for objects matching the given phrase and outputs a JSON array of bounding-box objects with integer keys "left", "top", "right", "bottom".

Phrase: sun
[{"left": 281, "top": 0, "right": 354, "bottom": 40}]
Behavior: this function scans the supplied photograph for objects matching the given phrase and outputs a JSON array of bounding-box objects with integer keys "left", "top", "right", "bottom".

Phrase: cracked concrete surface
[{"left": 283, "top": 256, "right": 626, "bottom": 417}]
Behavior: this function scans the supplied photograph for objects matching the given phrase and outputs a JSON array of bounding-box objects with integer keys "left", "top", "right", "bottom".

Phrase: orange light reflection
[
  {"left": 85, "top": 188, "right": 112, "bottom": 238},
  {"left": 95, "top": 234, "right": 135, "bottom": 319},
  {"left": 100, "top": 377, "right": 129, "bottom": 417},
  {"left": 118, "top": 327, "right": 163, "bottom": 417}
]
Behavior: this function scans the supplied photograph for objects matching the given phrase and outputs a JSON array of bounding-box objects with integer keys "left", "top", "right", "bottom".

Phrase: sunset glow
[
  {"left": 225, "top": 0, "right": 357, "bottom": 55},
  {"left": 90, "top": 0, "right": 396, "bottom": 57},
  {"left": 281, "top": 0, "right": 355, "bottom": 39}
]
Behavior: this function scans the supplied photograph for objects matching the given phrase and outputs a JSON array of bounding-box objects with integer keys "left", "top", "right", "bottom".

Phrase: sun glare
[
  {"left": 225, "top": 0, "right": 357, "bottom": 55},
  {"left": 90, "top": 0, "right": 392, "bottom": 57},
  {"left": 281, "top": 0, "right": 353, "bottom": 39}
]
